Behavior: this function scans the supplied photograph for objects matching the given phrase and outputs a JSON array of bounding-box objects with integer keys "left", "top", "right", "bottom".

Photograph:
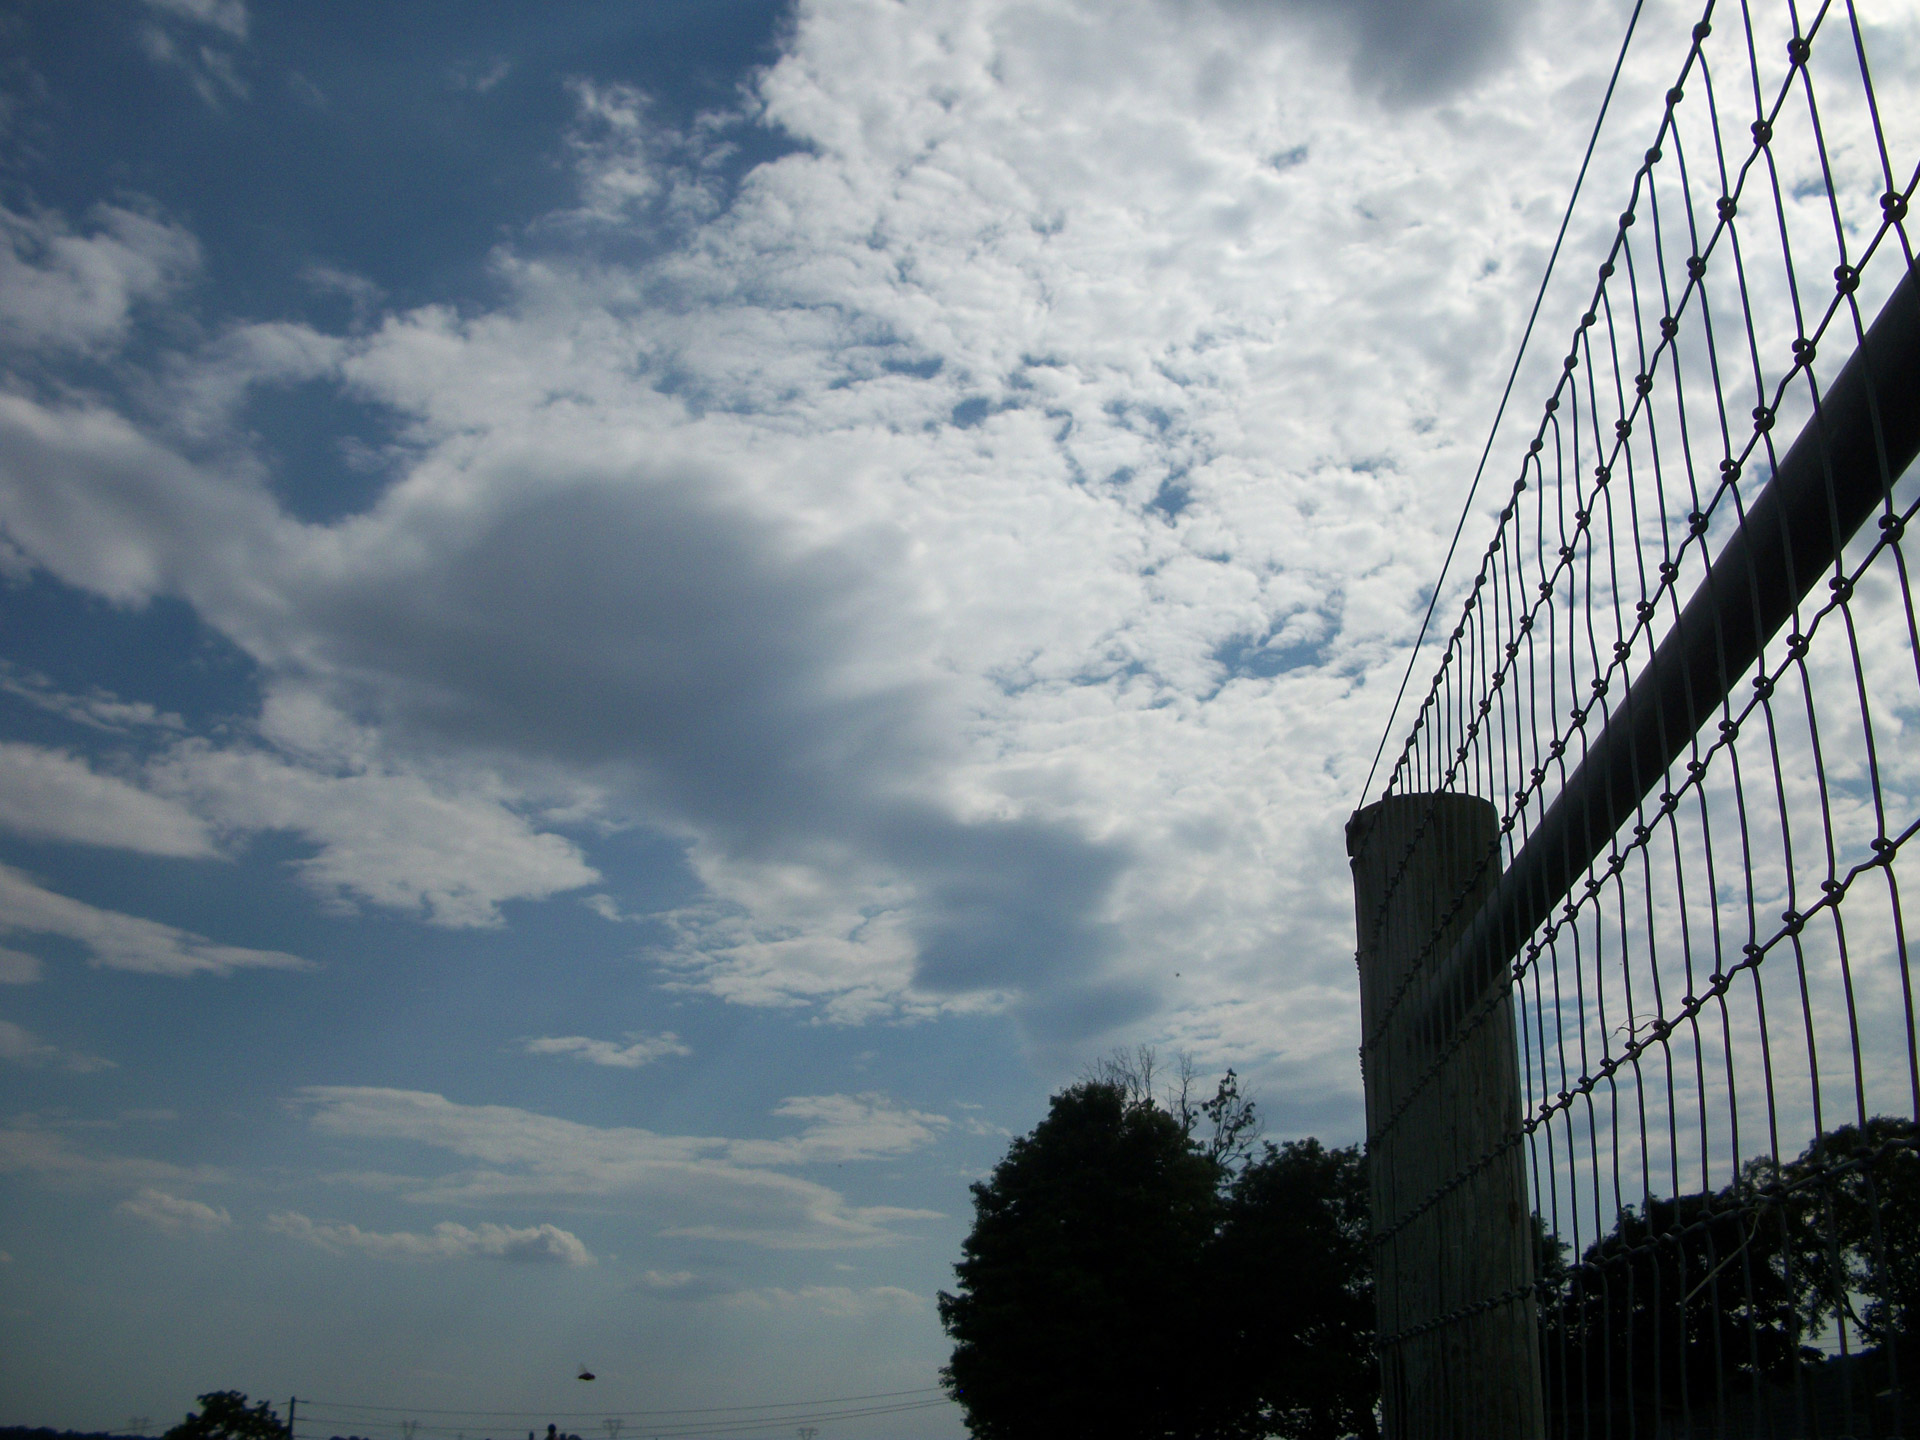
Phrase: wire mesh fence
[{"left": 1352, "top": 1, "right": 1919, "bottom": 1435}]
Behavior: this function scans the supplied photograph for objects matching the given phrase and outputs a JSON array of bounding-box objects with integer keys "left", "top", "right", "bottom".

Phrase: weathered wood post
[{"left": 1347, "top": 793, "right": 1543, "bottom": 1440}]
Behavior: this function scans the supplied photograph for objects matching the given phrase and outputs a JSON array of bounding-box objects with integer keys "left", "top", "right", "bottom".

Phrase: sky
[{"left": 3, "top": 0, "right": 1917, "bottom": 1435}]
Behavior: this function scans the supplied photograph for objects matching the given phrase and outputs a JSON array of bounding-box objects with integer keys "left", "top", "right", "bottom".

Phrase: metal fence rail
[{"left": 1350, "top": 2, "right": 1919, "bottom": 1435}]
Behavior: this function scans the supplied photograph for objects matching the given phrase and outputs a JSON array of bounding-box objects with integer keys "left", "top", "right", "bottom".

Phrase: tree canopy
[
  {"left": 163, "top": 1395, "right": 288, "bottom": 1440},
  {"left": 938, "top": 1066, "right": 1378, "bottom": 1440},
  {"left": 1541, "top": 1116, "right": 1920, "bottom": 1434}
]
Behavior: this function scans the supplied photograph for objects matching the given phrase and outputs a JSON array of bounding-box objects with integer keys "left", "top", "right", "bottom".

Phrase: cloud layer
[
  {"left": 0, "top": 863, "right": 308, "bottom": 977},
  {"left": 115, "top": 1187, "right": 231, "bottom": 1234},
  {"left": 267, "top": 1212, "right": 593, "bottom": 1265},
  {"left": 520, "top": 1031, "right": 692, "bottom": 1068},
  {"left": 295, "top": 1087, "right": 946, "bottom": 1249},
  {"left": 0, "top": 743, "right": 214, "bottom": 856},
  {"left": 6, "top": 0, "right": 1903, "bottom": 1097}
]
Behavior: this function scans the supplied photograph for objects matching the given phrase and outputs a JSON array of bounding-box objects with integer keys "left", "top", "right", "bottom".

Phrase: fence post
[{"left": 1348, "top": 793, "right": 1542, "bottom": 1440}]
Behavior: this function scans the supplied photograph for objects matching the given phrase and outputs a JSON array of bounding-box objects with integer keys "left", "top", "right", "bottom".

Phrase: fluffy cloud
[
  {"left": 115, "top": 1187, "right": 231, "bottom": 1234},
  {"left": 728, "top": 1094, "right": 950, "bottom": 1167},
  {"left": 0, "top": 204, "right": 199, "bottom": 356},
  {"left": 149, "top": 740, "right": 599, "bottom": 927},
  {"left": 0, "top": 863, "right": 308, "bottom": 977},
  {"left": 4, "top": 0, "right": 1908, "bottom": 1090},
  {"left": 520, "top": 1032, "right": 692, "bottom": 1068},
  {"left": 0, "top": 744, "right": 215, "bottom": 857},
  {"left": 266, "top": 1212, "right": 593, "bottom": 1265},
  {"left": 294, "top": 1087, "right": 945, "bottom": 1249},
  {"left": 1220, "top": 0, "right": 1538, "bottom": 102}
]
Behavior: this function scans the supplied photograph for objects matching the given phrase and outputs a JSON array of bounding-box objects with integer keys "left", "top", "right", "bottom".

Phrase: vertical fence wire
[{"left": 1361, "top": 1, "right": 1919, "bottom": 1434}]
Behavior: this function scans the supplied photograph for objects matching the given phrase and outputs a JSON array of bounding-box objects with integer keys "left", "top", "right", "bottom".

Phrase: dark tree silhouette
[
  {"left": 1207, "top": 1138, "right": 1379, "bottom": 1440},
  {"left": 1778, "top": 1115, "right": 1920, "bottom": 1359},
  {"left": 1540, "top": 1118, "right": 1920, "bottom": 1434},
  {"left": 938, "top": 1072, "right": 1377, "bottom": 1440},
  {"left": 164, "top": 1396, "right": 288, "bottom": 1440},
  {"left": 1545, "top": 1185, "right": 1808, "bottom": 1433},
  {"left": 939, "top": 1080, "right": 1219, "bottom": 1440}
]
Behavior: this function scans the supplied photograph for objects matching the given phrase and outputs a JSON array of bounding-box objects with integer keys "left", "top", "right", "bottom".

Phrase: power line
[
  {"left": 295, "top": 1398, "right": 953, "bottom": 1440},
  {"left": 293, "top": 1387, "right": 944, "bottom": 1420}
]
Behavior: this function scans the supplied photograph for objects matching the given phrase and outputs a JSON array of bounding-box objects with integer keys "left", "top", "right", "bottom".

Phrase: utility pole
[{"left": 287, "top": 1399, "right": 297, "bottom": 1440}]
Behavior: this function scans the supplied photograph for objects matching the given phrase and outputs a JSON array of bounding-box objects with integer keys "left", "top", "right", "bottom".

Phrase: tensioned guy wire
[{"left": 1356, "top": 0, "right": 1649, "bottom": 808}]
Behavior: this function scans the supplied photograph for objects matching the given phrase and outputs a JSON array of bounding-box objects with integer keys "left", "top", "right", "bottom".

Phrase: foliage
[
  {"left": 164, "top": 1396, "right": 287, "bottom": 1440},
  {"left": 1543, "top": 1185, "right": 1807, "bottom": 1431},
  {"left": 1776, "top": 1115, "right": 1920, "bottom": 1353},
  {"left": 1207, "top": 1139, "right": 1379, "bottom": 1440},
  {"left": 1540, "top": 1115, "right": 1920, "bottom": 1431},
  {"left": 937, "top": 1064, "right": 1377, "bottom": 1440},
  {"left": 938, "top": 1080, "right": 1220, "bottom": 1440}
]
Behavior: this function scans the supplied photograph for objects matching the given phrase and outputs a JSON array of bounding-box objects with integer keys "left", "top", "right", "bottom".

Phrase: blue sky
[{"left": 3, "top": 0, "right": 1915, "bottom": 1434}]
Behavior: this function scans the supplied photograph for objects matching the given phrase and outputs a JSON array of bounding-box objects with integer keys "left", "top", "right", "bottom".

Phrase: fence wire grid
[{"left": 1357, "top": 0, "right": 1919, "bottom": 1435}]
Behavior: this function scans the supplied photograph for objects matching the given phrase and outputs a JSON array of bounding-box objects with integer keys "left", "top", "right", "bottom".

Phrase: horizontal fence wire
[{"left": 1360, "top": 0, "right": 1919, "bottom": 1435}]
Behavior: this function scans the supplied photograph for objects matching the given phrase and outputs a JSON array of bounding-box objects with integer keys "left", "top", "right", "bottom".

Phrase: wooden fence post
[{"left": 1347, "top": 793, "right": 1543, "bottom": 1440}]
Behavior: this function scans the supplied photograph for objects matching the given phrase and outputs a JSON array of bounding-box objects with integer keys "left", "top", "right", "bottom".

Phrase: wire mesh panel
[{"left": 1356, "top": 2, "right": 1920, "bottom": 1435}]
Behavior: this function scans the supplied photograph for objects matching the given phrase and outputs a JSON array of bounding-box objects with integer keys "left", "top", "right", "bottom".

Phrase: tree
[
  {"left": 164, "top": 1395, "right": 288, "bottom": 1440},
  {"left": 1538, "top": 1118, "right": 1920, "bottom": 1433},
  {"left": 939, "top": 1080, "right": 1220, "bottom": 1440},
  {"left": 937, "top": 1071, "right": 1377, "bottom": 1440},
  {"left": 1207, "top": 1139, "right": 1378, "bottom": 1440},
  {"left": 1778, "top": 1115, "right": 1920, "bottom": 1359},
  {"left": 1543, "top": 1184, "right": 1808, "bottom": 1434}
]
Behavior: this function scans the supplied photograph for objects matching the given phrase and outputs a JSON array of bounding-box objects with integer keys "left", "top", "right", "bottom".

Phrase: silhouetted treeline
[
  {"left": 1541, "top": 1116, "right": 1918, "bottom": 1439},
  {"left": 940, "top": 1057, "right": 1379, "bottom": 1440}
]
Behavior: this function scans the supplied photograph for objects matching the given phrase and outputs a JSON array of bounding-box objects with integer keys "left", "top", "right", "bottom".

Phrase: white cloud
[
  {"left": 115, "top": 1187, "right": 231, "bottom": 1235},
  {"left": 0, "top": 743, "right": 216, "bottom": 856},
  {"left": 0, "top": 1019, "right": 113, "bottom": 1073},
  {"left": 520, "top": 1032, "right": 692, "bottom": 1069},
  {"left": 293, "top": 1087, "right": 944, "bottom": 1249},
  {"left": 0, "top": 390, "right": 286, "bottom": 605},
  {"left": 0, "top": 204, "right": 198, "bottom": 356},
  {"left": 0, "top": 667, "right": 187, "bottom": 733},
  {"left": 2, "top": 0, "right": 1914, "bottom": 1107},
  {"left": 149, "top": 740, "right": 598, "bottom": 928},
  {"left": 266, "top": 1212, "right": 593, "bottom": 1265},
  {"left": 728, "top": 1093, "right": 949, "bottom": 1167},
  {"left": 0, "top": 863, "right": 308, "bottom": 977}
]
